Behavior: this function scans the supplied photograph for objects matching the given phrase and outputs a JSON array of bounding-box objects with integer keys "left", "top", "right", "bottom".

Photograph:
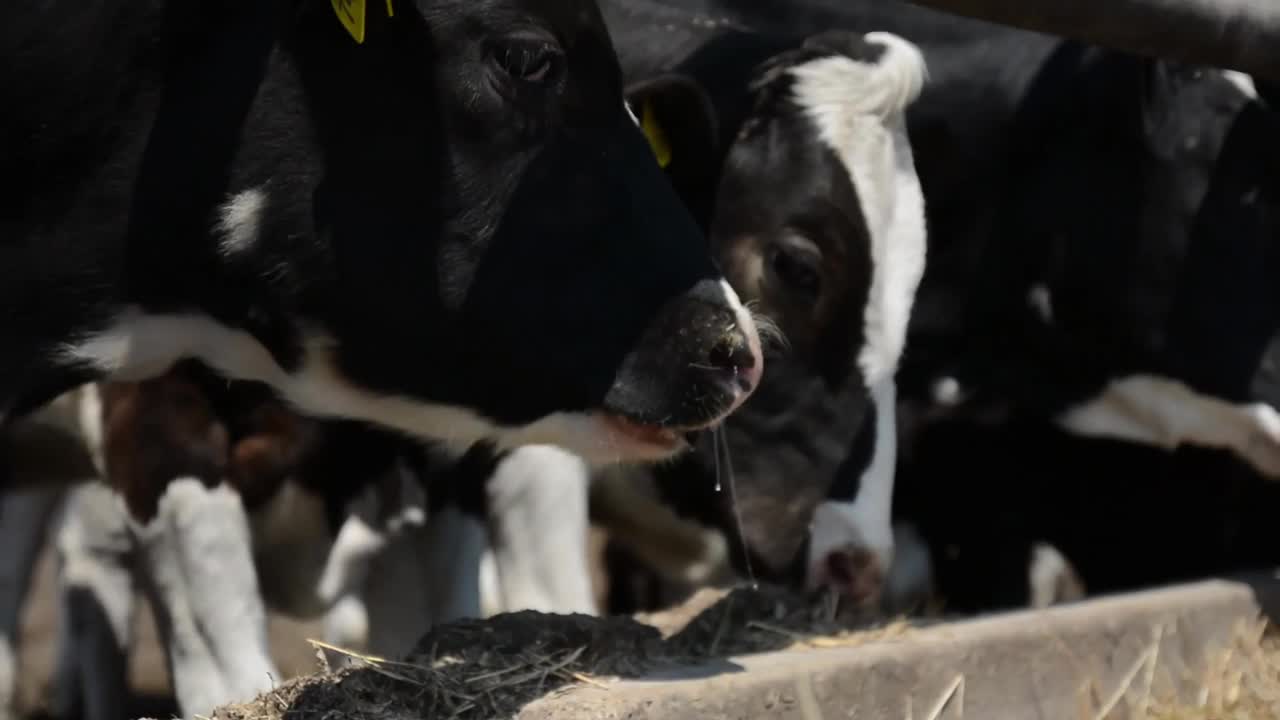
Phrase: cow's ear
[{"left": 625, "top": 73, "right": 721, "bottom": 229}]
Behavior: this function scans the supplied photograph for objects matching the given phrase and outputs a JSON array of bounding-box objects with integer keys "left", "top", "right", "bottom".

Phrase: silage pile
[{"left": 211, "top": 584, "right": 906, "bottom": 720}]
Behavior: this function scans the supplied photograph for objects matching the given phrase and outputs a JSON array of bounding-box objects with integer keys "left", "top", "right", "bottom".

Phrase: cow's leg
[
  {"left": 132, "top": 478, "right": 277, "bottom": 718},
  {"left": 50, "top": 483, "right": 134, "bottom": 720},
  {"left": 354, "top": 524, "right": 433, "bottom": 662},
  {"left": 1027, "top": 542, "right": 1086, "bottom": 609},
  {"left": 0, "top": 485, "right": 66, "bottom": 720},
  {"left": 422, "top": 505, "right": 489, "bottom": 625},
  {"left": 588, "top": 469, "right": 731, "bottom": 588},
  {"left": 485, "top": 446, "right": 598, "bottom": 615},
  {"left": 246, "top": 480, "right": 334, "bottom": 620},
  {"left": 315, "top": 508, "right": 386, "bottom": 667},
  {"left": 807, "top": 376, "right": 898, "bottom": 606},
  {"left": 319, "top": 482, "right": 429, "bottom": 664},
  {"left": 1056, "top": 373, "right": 1280, "bottom": 477}
]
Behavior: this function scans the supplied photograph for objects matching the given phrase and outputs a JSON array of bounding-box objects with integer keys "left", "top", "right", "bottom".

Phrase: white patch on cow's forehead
[
  {"left": 216, "top": 187, "right": 267, "bottom": 256},
  {"left": 1221, "top": 70, "right": 1259, "bottom": 101},
  {"left": 789, "top": 32, "right": 928, "bottom": 386}
]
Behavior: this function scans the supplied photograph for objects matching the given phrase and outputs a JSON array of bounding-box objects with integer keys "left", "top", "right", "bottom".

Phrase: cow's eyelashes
[{"left": 490, "top": 37, "right": 562, "bottom": 86}]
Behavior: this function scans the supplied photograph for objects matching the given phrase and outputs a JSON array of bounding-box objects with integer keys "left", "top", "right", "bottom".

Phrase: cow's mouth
[
  {"left": 600, "top": 414, "right": 685, "bottom": 450},
  {"left": 598, "top": 414, "right": 711, "bottom": 455}
]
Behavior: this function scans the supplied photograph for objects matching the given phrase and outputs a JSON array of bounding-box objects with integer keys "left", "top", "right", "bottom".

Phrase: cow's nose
[{"left": 706, "top": 329, "right": 760, "bottom": 391}]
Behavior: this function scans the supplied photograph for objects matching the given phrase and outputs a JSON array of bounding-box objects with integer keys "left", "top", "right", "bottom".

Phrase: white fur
[
  {"left": 1056, "top": 373, "right": 1280, "bottom": 477},
  {"left": 50, "top": 483, "right": 134, "bottom": 720},
  {"left": 216, "top": 188, "right": 267, "bottom": 256},
  {"left": 719, "top": 278, "right": 765, "bottom": 378},
  {"left": 129, "top": 478, "right": 279, "bottom": 718},
  {"left": 1027, "top": 542, "right": 1086, "bottom": 609},
  {"left": 807, "top": 376, "right": 898, "bottom": 584},
  {"left": 931, "top": 375, "right": 962, "bottom": 407},
  {"left": 484, "top": 445, "right": 598, "bottom": 615},
  {"left": 790, "top": 32, "right": 929, "bottom": 387},
  {"left": 60, "top": 302, "right": 757, "bottom": 467},
  {"left": 478, "top": 548, "right": 502, "bottom": 618},
  {"left": 1027, "top": 283, "right": 1053, "bottom": 324},
  {"left": 1222, "top": 70, "right": 1259, "bottom": 101}
]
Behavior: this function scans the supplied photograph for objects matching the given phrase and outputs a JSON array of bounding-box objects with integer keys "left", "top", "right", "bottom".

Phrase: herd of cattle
[{"left": 2, "top": 0, "right": 1279, "bottom": 718}]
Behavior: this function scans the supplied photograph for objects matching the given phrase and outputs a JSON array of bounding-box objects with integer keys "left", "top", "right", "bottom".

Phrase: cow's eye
[
  {"left": 767, "top": 234, "right": 823, "bottom": 301},
  {"left": 491, "top": 35, "right": 561, "bottom": 85}
]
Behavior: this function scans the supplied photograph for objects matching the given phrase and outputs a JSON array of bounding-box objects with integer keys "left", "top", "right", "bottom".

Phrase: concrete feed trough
[{"left": 208, "top": 578, "right": 1276, "bottom": 720}]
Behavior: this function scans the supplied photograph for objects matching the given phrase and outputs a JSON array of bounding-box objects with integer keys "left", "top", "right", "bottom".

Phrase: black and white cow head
[
  {"left": 57, "top": 0, "right": 763, "bottom": 466},
  {"left": 624, "top": 30, "right": 928, "bottom": 605}
]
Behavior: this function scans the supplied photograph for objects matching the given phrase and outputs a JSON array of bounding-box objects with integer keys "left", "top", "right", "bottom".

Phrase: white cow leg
[
  {"left": 486, "top": 446, "right": 597, "bottom": 615},
  {"left": 0, "top": 485, "right": 66, "bottom": 720},
  {"left": 319, "top": 462, "right": 430, "bottom": 664},
  {"left": 1027, "top": 542, "right": 1086, "bottom": 609},
  {"left": 132, "top": 478, "right": 278, "bottom": 718},
  {"left": 51, "top": 483, "right": 134, "bottom": 720}
]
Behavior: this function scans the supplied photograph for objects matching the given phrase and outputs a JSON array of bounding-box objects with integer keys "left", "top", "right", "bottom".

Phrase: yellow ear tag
[
  {"left": 385, "top": 0, "right": 394, "bottom": 17},
  {"left": 641, "top": 100, "right": 672, "bottom": 169},
  {"left": 332, "top": 0, "right": 367, "bottom": 44}
]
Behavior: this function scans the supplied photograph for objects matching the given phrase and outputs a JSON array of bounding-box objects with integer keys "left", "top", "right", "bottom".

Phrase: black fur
[{"left": 0, "top": 0, "right": 758, "bottom": 452}]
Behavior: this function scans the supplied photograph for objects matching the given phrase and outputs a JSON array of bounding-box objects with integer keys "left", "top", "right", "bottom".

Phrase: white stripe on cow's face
[
  {"left": 789, "top": 32, "right": 928, "bottom": 388},
  {"left": 807, "top": 376, "right": 898, "bottom": 589},
  {"left": 216, "top": 187, "right": 267, "bottom": 256}
]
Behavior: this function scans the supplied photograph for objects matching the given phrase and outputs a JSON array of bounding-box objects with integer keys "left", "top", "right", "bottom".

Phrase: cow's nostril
[{"left": 707, "top": 332, "right": 756, "bottom": 375}]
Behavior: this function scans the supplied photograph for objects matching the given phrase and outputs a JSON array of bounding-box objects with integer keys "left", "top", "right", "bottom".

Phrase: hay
[
  {"left": 1139, "top": 621, "right": 1280, "bottom": 720},
  {"left": 665, "top": 584, "right": 910, "bottom": 657},
  {"left": 213, "top": 583, "right": 903, "bottom": 720}
]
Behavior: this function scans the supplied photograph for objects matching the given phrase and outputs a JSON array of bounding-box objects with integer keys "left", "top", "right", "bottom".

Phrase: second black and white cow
[
  {"left": 590, "top": 0, "right": 930, "bottom": 609},
  {"left": 0, "top": 0, "right": 762, "bottom": 469}
]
